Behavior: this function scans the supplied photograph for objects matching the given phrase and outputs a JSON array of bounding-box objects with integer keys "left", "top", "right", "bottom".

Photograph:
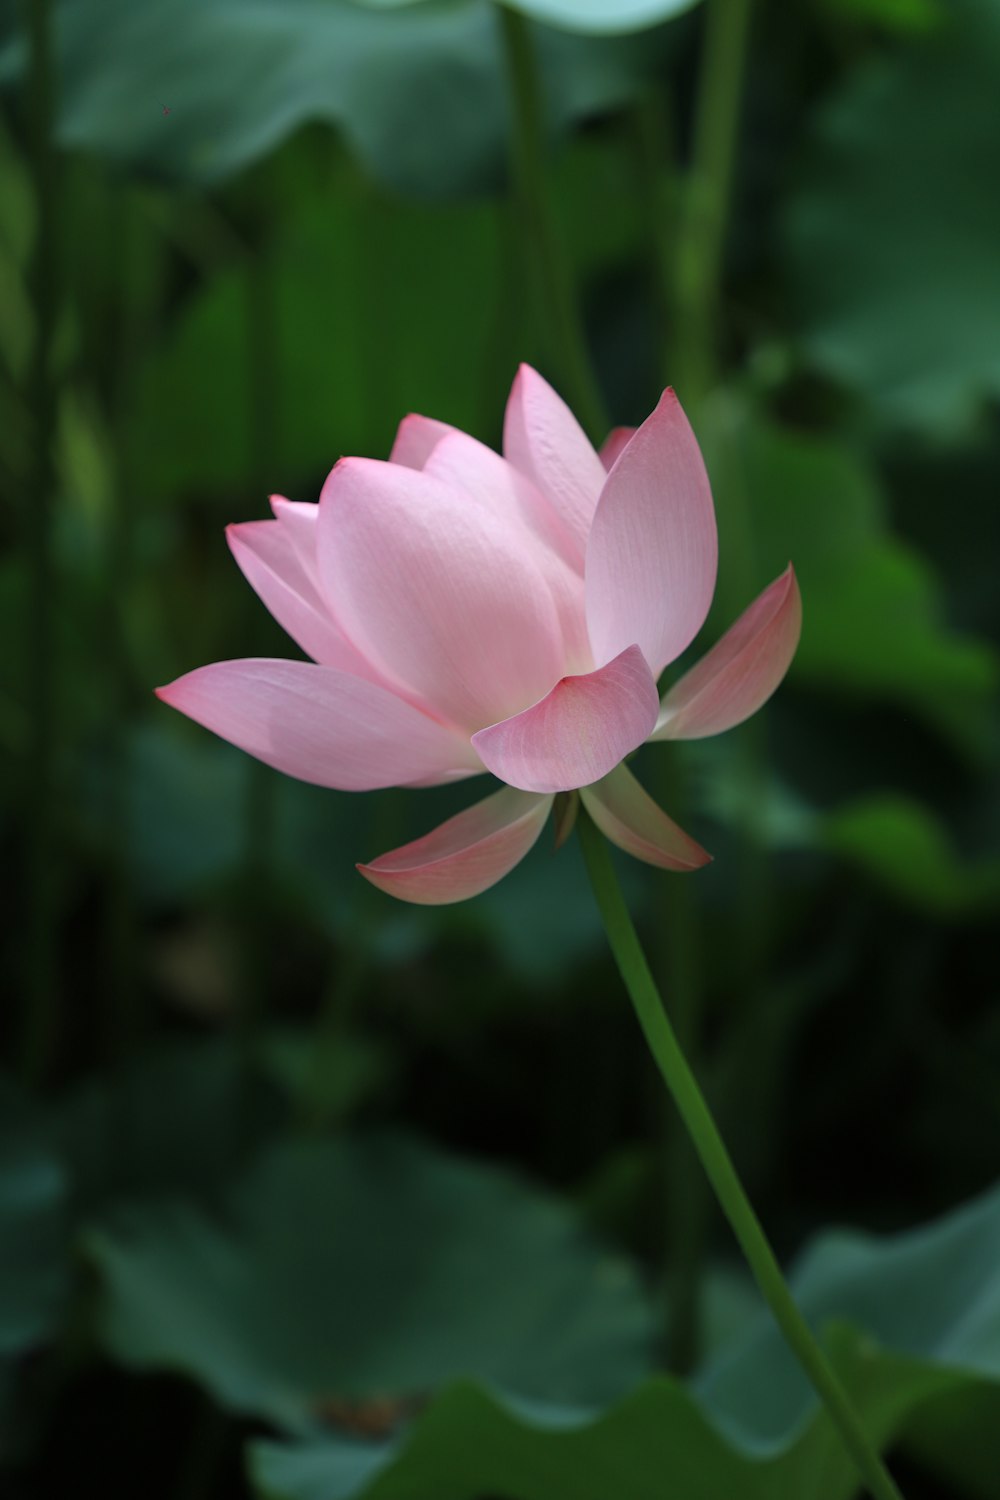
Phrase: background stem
[
  {"left": 577, "top": 810, "right": 905, "bottom": 1500},
  {"left": 497, "top": 3, "right": 607, "bottom": 441},
  {"left": 20, "top": 0, "right": 59, "bottom": 1086}
]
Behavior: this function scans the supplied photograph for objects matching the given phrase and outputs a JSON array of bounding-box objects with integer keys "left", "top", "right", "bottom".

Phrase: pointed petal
[
  {"left": 316, "top": 457, "right": 565, "bottom": 731},
  {"left": 155, "top": 659, "right": 480, "bottom": 790},
  {"left": 471, "top": 644, "right": 658, "bottom": 794},
  {"left": 227, "top": 520, "right": 382, "bottom": 680},
  {"left": 580, "top": 763, "right": 711, "bottom": 871},
  {"left": 503, "top": 364, "right": 606, "bottom": 568},
  {"left": 586, "top": 388, "right": 718, "bottom": 677},
  {"left": 599, "top": 426, "right": 636, "bottom": 471},
  {"left": 357, "top": 786, "right": 552, "bottom": 905},
  {"left": 389, "top": 413, "right": 455, "bottom": 469},
  {"left": 269, "top": 496, "right": 322, "bottom": 588},
  {"left": 652, "top": 565, "right": 802, "bottom": 740}
]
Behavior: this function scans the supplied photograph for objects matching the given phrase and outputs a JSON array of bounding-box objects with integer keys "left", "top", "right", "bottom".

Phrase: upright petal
[
  {"left": 599, "top": 426, "right": 636, "bottom": 471},
  {"left": 155, "top": 659, "right": 481, "bottom": 790},
  {"left": 586, "top": 388, "right": 718, "bottom": 677},
  {"left": 357, "top": 786, "right": 552, "bottom": 905},
  {"left": 471, "top": 644, "right": 658, "bottom": 794},
  {"left": 651, "top": 565, "right": 802, "bottom": 740},
  {"left": 316, "top": 458, "right": 565, "bottom": 732},
  {"left": 580, "top": 763, "right": 711, "bottom": 871},
  {"left": 389, "top": 413, "right": 454, "bottom": 469},
  {"left": 227, "top": 520, "right": 383, "bottom": 681},
  {"left": 424, "top": 431, "right": 591, "bottom": 673},
  {"left": 269, "top": 496, "right": 322, "bottom": 589},
  {"left": 503, "top": 364, "right": 606, "bottom": 568}
]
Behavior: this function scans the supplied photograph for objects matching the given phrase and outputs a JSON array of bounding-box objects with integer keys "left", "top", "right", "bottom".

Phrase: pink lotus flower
[{"left": 157, "top": 367, "right": 801, "bottom": 904}]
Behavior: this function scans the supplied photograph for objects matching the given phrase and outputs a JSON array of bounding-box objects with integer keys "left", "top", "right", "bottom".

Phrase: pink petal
[
  {"left": 389, "top": 413, "right": 454, "bottom": 469},
  {"left": 502, "top": 364, "right": 607, "bottom": 568},
  {"left": 269, "top": 496, "right": 322, "bottom": 589},
  {"left": 580, "top": 763, "right": 711, "bottom": 871},
  {"left": 471, "top": 644, "right": 659, "bottom": 794},
  {"left": 424, "top": 431, "right": 591, "bottom": 673},
  {"left": 651, "top": 565, "right": 802, "bottom": 740},
  {"left": 316, "top": 458, "right": 565, "bottom": 732},
  {"left": 357, "top": 786, "right": 553, "bottom": 905},
  {"left": 155, "top": 658, "right": 481, "bottom": 790},
  {"left": 227, "top": 520, "right": 382, "bottom": 681},
  {"left": 599, "top": 426, "right": 636, "bottom": 471},
  {"left": 586, "top": 388, "right": 718, "bottom": 677},
  {"left": 425, "top": 429, "right": 580, "bottom": 571}
]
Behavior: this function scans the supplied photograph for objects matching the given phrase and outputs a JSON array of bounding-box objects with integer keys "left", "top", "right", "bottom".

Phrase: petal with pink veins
[
  {"left": 598, "top": 426, "right": 636, "bottom": 471},
  {"left": 652, "top": 565, "right": 801, "bottom": 740},
  {"left": 269, "top": 496, "right": 323, "bottom": 589},
  {"left": 357, "top": 785, "right": 553, "bottom": 905},
  {"left": 155, "top": 658, "right": 481, "bottom": 790},
  {"left": 227, "top": 520, "right": 382, "bottom": 681},
  {"left": 471, "top": 644, "right": 659, "bottom": 794},
  {"left": 317, "top": 458, "right": 565, "bottom": 732},
  {"left": 502, "top": 364, "right": 606, "bottom": 568},
  {"left": 586, "top": 388, "right": 718, "bottom": 677},
  {"left": 580, "top": 763, "right": 711, "bottom": 871},
  {"left": 389, "top": 413, "right": 455, "bottom": 469}
]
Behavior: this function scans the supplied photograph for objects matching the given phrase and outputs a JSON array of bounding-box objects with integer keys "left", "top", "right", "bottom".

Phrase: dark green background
[{"left": 1, "top": 0, "right": 998, "bottom": 1496}]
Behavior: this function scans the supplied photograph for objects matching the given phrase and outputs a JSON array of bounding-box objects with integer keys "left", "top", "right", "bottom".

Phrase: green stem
[
  {"left": 672, "top": 0, "right": 753, "bottom": 404},
  {"left": 577, "top": 811, "right": 905, "bottom": 1500},
  {"left": 497, "top": 3, "right": 607, "bottom": 441},
  {"left": 20, "top": 0, "right": 58, "bottom": 1085}
]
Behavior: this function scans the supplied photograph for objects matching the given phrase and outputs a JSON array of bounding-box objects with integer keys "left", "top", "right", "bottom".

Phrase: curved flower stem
[
  {"left": 497, "top": 3, "right": 607, "bottom": 442},
  {"left": 577, "top": 810, "right": 905, "bottom": 1500}
]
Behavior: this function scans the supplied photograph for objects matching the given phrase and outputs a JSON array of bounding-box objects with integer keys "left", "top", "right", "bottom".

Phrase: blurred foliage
[{"left": 1, "top": 0, "right": 998, "bottom": 1495}]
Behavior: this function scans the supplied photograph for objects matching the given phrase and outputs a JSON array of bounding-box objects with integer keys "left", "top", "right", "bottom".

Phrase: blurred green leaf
[
  {"left": 0, "top": 1086, "right": 69, "bottom": 1357},
  {"left": 87, "top": 1133, "right": 655, "bottom": 1430},
  {"left": 823, "top": 794, "right": 1000, "bottom": 915},
  {"left": 712, "top": 410, "right": 998, "bottom": 757},
  {"left": 783, "top": 0, "right": 1000, "bottom": 430},
  {"left": 358, "top": 0, "right": 701, "bottom": 36},
  {"left": 0, "top": 0, "right": 681, "bottom": 196},
  {"left": 251, "top": 1178, "right": 1000, "bottom": 1498}
]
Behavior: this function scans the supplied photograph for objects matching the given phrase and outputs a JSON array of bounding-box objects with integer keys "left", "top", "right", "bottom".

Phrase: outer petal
[
  {"left": 586, "top": 388, "right": 718, "bottom": 677},
  {"left": 155, "top": 658, "right": 481, "bottom": 790},
  {"left": 580, "top": 764, "right": 711, "bottom": 871},
  {"left": 503, "top": 364, "right": 606, "bottom": 568},
  {"left": 316, "top": 457, "right": 565, "bottom": 731},
  {"left": 269, "top": 496, "right": 323, "bottom": 589},
  {"left": 599, "top": 426, "right": 636, "bottom": 471},
  {"left": 471, "top": 644, "right": 658, "bottom": 794},
  {"left": 227, "top": 520, "right": 382, "bottom": 681},
  {"left": 389, "top": 413, "right": 455, "bottom": 469},
  {"left": 357, "top": 786, "right": 552, "bottom": 905},
  {"left": 651, "top": 565, "right": 802, "bottom": 740}
]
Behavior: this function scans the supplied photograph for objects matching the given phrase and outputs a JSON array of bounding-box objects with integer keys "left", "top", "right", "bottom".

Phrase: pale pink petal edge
[{"left": 580, "top": 763, "right": 711, "bottom": 872}]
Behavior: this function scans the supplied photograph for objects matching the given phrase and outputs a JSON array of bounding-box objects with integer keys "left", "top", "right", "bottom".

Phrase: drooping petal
[
  {"left": 357, "top": 786, "right": 552, "bottom": 905},
  {"left": 599, "top": 426, "right": 636, "bottom": 471},
  {"left": 471, "top": 644, "right": 658, "bottom": 794},
  {"left": 502, "top": 364, "right": 607, "bottom": 568},
  {"left": 651, "top": 565, "right": 802, "bottom": 740},
  {"left": 389, "top": 413, "right": 455, "bottom": 469},
  {"left": 586, "top": 388, "right": 718, "bottom": 677},
  {"left": 227, "top": 520, "right": 382, "bottom": 681},
  {"left": 155, "top": 658, "right": 481, "bottom": 791},
  {"left": 580, "top": 763, "right": 711, "bottom": 871},
  {"left": 424, "top": 431, "right": 591, "bottom": 673},
  {"left": 316, "top": 457, "right": 565, "bottom": 731}
]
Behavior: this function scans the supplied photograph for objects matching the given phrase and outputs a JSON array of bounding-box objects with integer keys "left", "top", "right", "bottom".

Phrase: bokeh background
[{"left": 2, "top": 0, "right": 999, "bottom": 1497}]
